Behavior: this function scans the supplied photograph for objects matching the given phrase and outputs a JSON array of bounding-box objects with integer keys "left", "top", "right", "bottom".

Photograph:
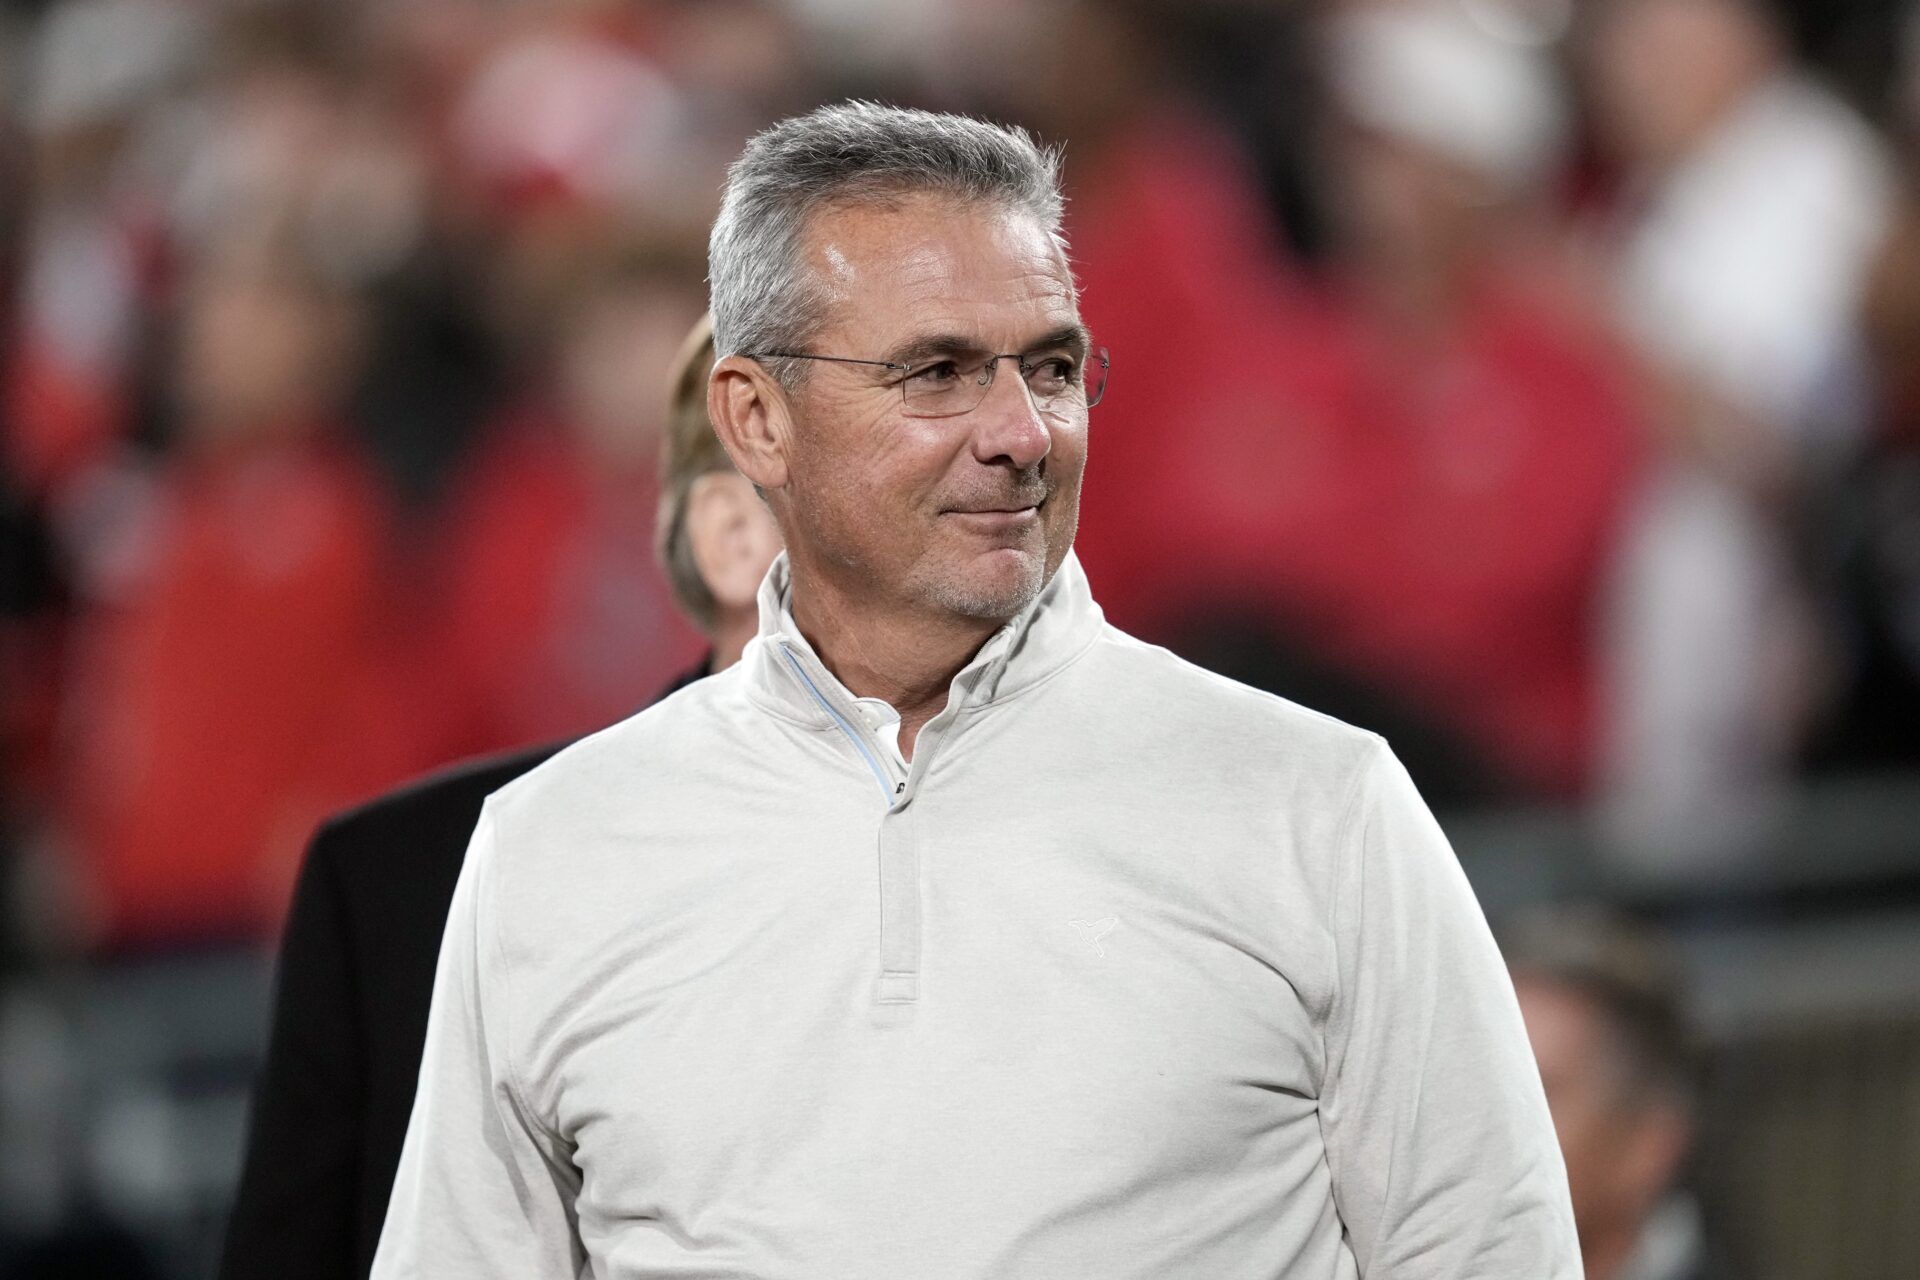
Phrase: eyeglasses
[{"left": 746, "top": 345, "right": 1110, "bottom": 419}]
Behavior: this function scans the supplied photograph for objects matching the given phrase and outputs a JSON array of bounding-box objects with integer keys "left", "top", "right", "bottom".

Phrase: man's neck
[{"left": 786, "top": 573, "right": 1008, "bottom": 760}]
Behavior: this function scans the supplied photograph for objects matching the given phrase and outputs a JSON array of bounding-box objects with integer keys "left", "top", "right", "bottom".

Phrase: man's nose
[{"left": 969, "top": 360, "right": 1052, "bottom": 469}]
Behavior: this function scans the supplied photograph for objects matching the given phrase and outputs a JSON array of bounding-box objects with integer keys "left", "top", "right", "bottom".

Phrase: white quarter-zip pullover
[{"left": 373, "top": 551, "right": 1579, "bottom": 1279}]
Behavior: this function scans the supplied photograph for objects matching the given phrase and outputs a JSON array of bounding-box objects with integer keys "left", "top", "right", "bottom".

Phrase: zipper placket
[
  {"left": 778, "top": 640, "right": 927, "bottom": 1005},
  {"left": 779, "top": 647, "right": 900, "bottom": 808}
]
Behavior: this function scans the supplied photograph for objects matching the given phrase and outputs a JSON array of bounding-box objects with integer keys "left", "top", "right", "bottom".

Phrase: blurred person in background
[
  {"left": 423, "top": 251, "right": 710, "bottom": 760},
  {"left": 1264, "top": 0, "right": 1643, "bottom": 801},
  {"left": 1577, "top": 0, "right": 1899, "bottom": 869},
  {"left": 449, "top": 0, "right": 692, "bottom": 229},
  {"left": 1064, "top": 0, "right": 1643, "bottom": 804},
  {"left": 218, "top": 315, "right": 780, "bottom": 1280},
  {"left": 54, "top": 246, "right": 415, "bottom": 947},
  {"left": 1503, "top": 908, "right": 1718, "bottom": 1280},
  {"left": 14, "top": 0, "right": 475, "bottom": 946},
  {"left": 3, "top": 0, "right": 205, "bottom": 504}
]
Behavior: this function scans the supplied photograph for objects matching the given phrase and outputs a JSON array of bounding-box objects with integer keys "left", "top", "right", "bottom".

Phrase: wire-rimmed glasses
[{"left": 747, "top": 344, "right": 1110, "bottom": 419}]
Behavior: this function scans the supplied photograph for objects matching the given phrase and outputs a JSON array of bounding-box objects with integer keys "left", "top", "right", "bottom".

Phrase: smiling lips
[
  {"left": 944, "top": 488, "right": 1046, "bottom": 514},
  {"left": 944, "top": 501, "right": 1041, "bottom": 530}
]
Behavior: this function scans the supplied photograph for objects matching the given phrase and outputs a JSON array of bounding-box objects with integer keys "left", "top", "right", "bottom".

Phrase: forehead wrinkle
[
  {"left": 804, "top": 203, "right": 1080, "bottom": 356},
  {"left": 887, "top": 255, "right": 1082, "bottom": 345}
]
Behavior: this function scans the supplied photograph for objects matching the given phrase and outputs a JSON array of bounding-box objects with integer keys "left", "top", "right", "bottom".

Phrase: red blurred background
[{"left": 1, "top": 1, "right": 1917, "bottom": 1277}]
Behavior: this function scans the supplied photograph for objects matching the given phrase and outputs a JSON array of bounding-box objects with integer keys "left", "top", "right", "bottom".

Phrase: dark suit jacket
[{"left": 217, "top": 664, "right": 706, "bottom": 1280}]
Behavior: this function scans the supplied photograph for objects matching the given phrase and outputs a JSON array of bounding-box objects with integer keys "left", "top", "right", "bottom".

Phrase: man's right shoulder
[{"left": 483, "top": 663, "right": 747, "bottom": 833}]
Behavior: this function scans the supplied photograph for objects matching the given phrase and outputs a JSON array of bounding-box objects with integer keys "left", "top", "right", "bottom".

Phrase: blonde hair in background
[{"left": 654, "top": 313, "right": 730, "bottom": 633}]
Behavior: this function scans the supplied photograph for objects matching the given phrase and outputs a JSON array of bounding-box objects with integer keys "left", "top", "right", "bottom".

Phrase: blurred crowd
[
  {"left": 2, "top": 0, "right": 1919, "bottom": 1277},
  {"left": 1, "top": 0, "right": 1918, "bottom": 980},
  {"left": 10, "top": 0, "right": 1914, "bottom": 957}
]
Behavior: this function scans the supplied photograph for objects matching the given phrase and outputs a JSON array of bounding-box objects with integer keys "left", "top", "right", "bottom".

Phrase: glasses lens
[
  {"left": 1019, "top": 347, "right": 1109, "bottom": 418},
  {"left": 901, "top": 358, "right": 993, "bottom": 418},
  {"left": 899, "top": 347, "right": 1108, "bottom": 417},
  {"left": 1083, "top": 347, "right": 1108, "bottom": 409}
]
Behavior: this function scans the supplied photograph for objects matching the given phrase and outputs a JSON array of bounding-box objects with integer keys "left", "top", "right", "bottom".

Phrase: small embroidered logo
[{"left": 1069, "top": 917, "right": 1118, "bottom": 958}]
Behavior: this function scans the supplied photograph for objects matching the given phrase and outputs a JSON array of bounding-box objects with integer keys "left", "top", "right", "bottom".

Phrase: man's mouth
[
  {"left": 943, "top": 491, "right": 1046, "bottom": 516},
  {"left": 943, "top": 501, "right": 1042, "bottom": 529}
]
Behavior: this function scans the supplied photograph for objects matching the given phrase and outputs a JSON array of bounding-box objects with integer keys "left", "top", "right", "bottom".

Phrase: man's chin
[{"left": 923, "top": 546, "right": 1048, "bottom": 620}]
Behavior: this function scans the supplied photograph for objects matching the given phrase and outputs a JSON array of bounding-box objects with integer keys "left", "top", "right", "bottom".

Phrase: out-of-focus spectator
[
  {"left": 1285, "top": 0, "right": 1643, "bottom": 798},
  {"left": 4, "top": 0, "right": 204, "bottom": 501},
  {"left": 1590, "top": 0, "right": 1892, "bottom": 456},
  {"left": 1504, "top": 907, "right": 1715, "bottom": 1280},
  {"left": 1067, "top": 0, "right": 1643, "bottom": 800},
  {"left": 649, "top": 0, "right": 816, "bottom": 165},
  {"left": 1579, "top": 0, "right": 1899, "bottom": 867},
  {"left": 421, "top": 252, "right": 708, "bottom": 759},
  {"left": 451, "top": 0, "right": 686, "bottom": 222},
  {"left": 55, "top": 252, "right": 416, "bottom": 948}
]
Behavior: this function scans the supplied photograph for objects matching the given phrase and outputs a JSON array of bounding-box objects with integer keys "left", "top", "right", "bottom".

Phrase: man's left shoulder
[{"left": 1072, "top": 624, "right": 1384, "bottom": 775}]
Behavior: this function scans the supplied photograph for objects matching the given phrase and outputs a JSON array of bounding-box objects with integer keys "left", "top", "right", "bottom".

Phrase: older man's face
[{"left": 777, "top": 194, "right": 1088, "bottom": 621}]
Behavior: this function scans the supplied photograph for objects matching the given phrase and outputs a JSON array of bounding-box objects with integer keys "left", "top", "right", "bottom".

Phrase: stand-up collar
[{"left": 741, "top": 549, "right": 1105, "bottom": 733}]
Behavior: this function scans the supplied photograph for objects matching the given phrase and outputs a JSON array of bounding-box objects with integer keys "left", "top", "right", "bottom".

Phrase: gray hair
[{"left": 708, "top": 101, "right": 1067, "bottom": 377}]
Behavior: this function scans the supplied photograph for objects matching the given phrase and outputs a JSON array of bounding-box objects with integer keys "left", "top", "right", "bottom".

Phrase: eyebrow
[{"left": 882, "top": 323, "right": 1092, "bottom": 369}]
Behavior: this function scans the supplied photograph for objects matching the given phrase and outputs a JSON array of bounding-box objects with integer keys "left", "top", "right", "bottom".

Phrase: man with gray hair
[{"left": 372, "top": 101, "right": 1578, "bottom": 1279}]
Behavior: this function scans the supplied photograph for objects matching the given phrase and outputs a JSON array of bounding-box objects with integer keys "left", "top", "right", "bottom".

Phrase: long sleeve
[
  {"left": 1319, "top": 740, "right": 1581, "bottom": 1278},
  {"left": 370, "top": 802, "right": 585, "bottom": 1278},
  {"left": 219, "top": 826, "right": 365, "bottom": 1280}
]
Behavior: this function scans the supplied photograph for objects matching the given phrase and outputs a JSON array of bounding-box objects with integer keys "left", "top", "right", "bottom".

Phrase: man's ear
[{"left": 707, "top": 355, "right": 792, "bottom": 492}]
